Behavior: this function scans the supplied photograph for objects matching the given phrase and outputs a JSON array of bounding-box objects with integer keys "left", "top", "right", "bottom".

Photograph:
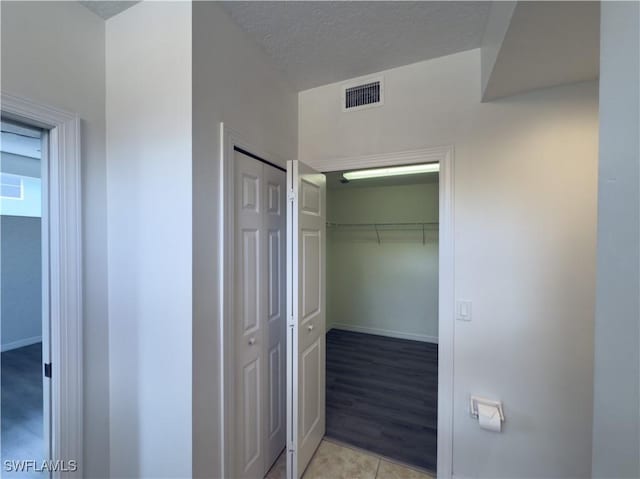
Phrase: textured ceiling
[
  {"left": 220, "top": 1, "right": 491, "bottom": 90},
  {"left": 80, "top": 1, "right": 139, "bottom": 19}
]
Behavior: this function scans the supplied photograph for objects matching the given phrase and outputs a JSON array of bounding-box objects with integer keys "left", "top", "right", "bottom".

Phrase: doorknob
[
  {"left": 307, "top": 325, "right": 314, "bottom": 332},
  {"left": 248, "top": 337, "right": 256, "bottom": 345}
]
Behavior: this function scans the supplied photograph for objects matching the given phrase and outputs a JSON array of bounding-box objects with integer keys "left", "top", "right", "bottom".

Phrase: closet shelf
[{"left": 326, "top": 222, "right": 438, "bottom": 244}]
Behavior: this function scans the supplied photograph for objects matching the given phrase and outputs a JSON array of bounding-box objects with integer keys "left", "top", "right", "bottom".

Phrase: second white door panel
[
  {"left": 242, "top": 229, "right": 260, "bottom": 333},
  {"left": 287, "top": 160, "right": 326, "bottom": 479},
  {"left": 243, "top": 358, "right": 261, "bottom": 470},
  {"left": 235, "top": 151, "right": 286, "bottom": 478},
  {"left": 264, "top": 162, "right": 287, "bottom": 470}
]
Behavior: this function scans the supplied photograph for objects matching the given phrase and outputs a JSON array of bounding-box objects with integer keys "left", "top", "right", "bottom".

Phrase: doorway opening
[
  {"left": 1, "top": 92, "right": 84, "bottom": 477},
  {"left": 0, "top": 119, "right": 50, "bottom": 474},
  {"left": 323, "top": 167, "right": 439, "bottom": 473},
  {"left": 221, "top": 126, "right": 454, "bottom": 479}
]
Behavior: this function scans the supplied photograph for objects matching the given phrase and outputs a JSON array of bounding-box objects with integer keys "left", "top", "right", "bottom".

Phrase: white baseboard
[
  {"left": 330, "top": 323, "right": 438, "bottom": 344},
  {"left": 1, "top": 335, "right": 42, "bottom": 352}
]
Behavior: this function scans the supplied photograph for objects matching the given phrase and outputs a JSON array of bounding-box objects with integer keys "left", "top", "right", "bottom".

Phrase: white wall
[
  {"left": 327, "top": 183, "right": 439, "bottom": 342},
  {"left": 481, "top": 2, "right": 600, "bottom": 102},
  {"left": 300, "top": 49, "right": 598, "bottom": 478},
  {"left": 192, "top": 3, "right": 298, "bottom": 476},
  {"left": 0, "top": 2, "right": 109, "bottom": 476},
  {"left": 592, "top": 2, "right": 640, "bottom": 477},
  {"left": 480, "top": 1, "right": 516, "bottom": 98},
  {"left": 106, "top": 2, "right": 192, "bottom": 477}
]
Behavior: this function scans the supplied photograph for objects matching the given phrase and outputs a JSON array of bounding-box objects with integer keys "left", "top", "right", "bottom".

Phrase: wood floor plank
[
  {"left": 1, "top": 343, "right": 44, "bottom": 468},
  {"left": 325, "top": 329, "right": 437, "bottom": 473}
]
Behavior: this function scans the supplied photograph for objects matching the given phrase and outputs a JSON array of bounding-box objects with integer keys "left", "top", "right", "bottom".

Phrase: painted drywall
[
  {"left": 106, "top": 2, "right": 192, "bottom": 477},
  {"left": 1, "top": 216, "right": 41, "bottom": 351},
  {"left": 480, "top": 1, "right": 516, "bottom": 98},
  {"left": 592, "top": 2, "right": 640, "bottom": 477},
  {"left": 0, "top": 2, "right": 109, "bottom": 476},
  {"left": 299, "top": 49, "right": 598, "bottom": 478},
  {"left": 192, "top": 3, "right": 298, "bottom": 476},
  {"left": 327, "top": 183, "right": 439, "bottom": 342},
  {"left": 483, "top": 1, "right": 600, "bottom": 101},
  {"left": 219, "top": 2, "right": 490, "bottom": 91}
]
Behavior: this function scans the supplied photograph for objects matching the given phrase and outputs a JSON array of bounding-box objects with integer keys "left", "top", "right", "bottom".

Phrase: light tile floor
[{"left": 265, "top": 440, "right": 434, "bottom": 479}]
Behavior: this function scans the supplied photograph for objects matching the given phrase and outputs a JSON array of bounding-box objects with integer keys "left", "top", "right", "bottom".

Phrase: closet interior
[{"left": 324, "top": 166, "right": 440, "bottom": 473}]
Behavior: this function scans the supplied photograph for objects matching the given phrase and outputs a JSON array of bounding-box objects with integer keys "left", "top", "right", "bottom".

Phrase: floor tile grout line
[
  {"left": 264, "top": 439, "right": 434, "bottom": 479},
  {"left": 323, "top": 436, "right": 434, "bottom": 476}
]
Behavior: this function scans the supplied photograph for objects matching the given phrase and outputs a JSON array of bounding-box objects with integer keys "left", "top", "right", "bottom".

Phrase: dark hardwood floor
[
  {"left": 325, "top": 329, "right": 437, "bottom": 472},
  {"left": 1, "top": 343, "right": 44, "bottom": 476}
]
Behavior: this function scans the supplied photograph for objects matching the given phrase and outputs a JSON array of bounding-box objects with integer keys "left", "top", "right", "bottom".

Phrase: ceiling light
[{"left": 342, "top": 163, "right": 439, "bottom": 181}]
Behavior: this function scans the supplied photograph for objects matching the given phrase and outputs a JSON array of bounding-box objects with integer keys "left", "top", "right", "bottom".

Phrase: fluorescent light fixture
[{"left": 342, "top": 163, "right": 439, "bottom": 181}]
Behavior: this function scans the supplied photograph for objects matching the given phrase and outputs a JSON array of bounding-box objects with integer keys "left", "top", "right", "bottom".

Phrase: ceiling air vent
[{"left": 342, "top": 77, "right": 384, "bottom": 112}]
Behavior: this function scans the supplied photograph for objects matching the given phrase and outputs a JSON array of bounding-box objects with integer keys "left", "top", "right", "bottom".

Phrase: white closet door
[
  {"left": 264, "top": 164, "right": 287, "bottom": 469},
  {"left": 286, "top": 160, "right": 326, "bottom": 479},
  {"left": 234, "top": 151, "right": 265, "bottom": 479}
]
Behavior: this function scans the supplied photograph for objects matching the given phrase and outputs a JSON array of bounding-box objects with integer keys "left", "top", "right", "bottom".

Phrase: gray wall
[
  {"left": 1, "top": 2, "right": 109, "bottom": 476},
  {"left": 1, "top": 216, "right": 41, "bottom": 350},
  {"left": 327, "top": 182, "right": 439, "bottom": 342},
  {"left": 592, "top": 2, "right": 640, "bottom": 477},
  {"left": 1, "top": 150, "right": 42, "bottom": 351}
]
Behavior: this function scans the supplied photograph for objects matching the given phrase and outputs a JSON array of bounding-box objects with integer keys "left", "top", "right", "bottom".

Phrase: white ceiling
[
  {"left": 483, "top": 1, "right": 600, "bottom": 100},
  {"left": 80, "top": 1, "right": 139, "bottom": 19},
  {"left": 220, "top": 1, "right": 492, "bottom": 91}
]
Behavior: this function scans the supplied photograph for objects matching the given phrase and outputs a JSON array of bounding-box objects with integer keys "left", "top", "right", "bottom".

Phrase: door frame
[
  {"left": 219, "top": 123, "right": 287, "bottom": 479},
  {"left": 306, "top": 145, "right": 455, "bottom": 479},
  {"left": 219, "top": 134, "right": 455, "bottom": 478},
  {"left": 1, "top": 92, "right": 83, "bottom": 478}
]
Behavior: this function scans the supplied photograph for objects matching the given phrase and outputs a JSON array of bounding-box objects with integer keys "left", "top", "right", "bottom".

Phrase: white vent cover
[{"left": 342, "top": 77, "right": 384, "bottom": 111}]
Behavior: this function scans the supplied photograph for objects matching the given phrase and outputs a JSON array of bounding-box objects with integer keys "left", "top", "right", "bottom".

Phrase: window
[
  {"left": 0, "top": 173, "right": 41, "bottom": 217},
  {"left": 0, "top": 173, "right": 24, "bottom": 200},
  {"left": 1, "top": 120, "right": 43, "bottom": 217}
]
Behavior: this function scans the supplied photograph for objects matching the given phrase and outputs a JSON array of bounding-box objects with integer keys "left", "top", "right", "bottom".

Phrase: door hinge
[
  {"left": 44, "top": 363, "right": 52, "bottom": 378},
  {"left": 287, "top": 189, "right": 296, "bottom": 202},
  {"left": 288, "top": 443, "right": 296, "bottom": 453}
]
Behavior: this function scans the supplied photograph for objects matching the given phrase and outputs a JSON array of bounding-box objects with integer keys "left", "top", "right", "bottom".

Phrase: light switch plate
[{"left": 456, "top": 300, "right": 472, "bottom": 321}]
